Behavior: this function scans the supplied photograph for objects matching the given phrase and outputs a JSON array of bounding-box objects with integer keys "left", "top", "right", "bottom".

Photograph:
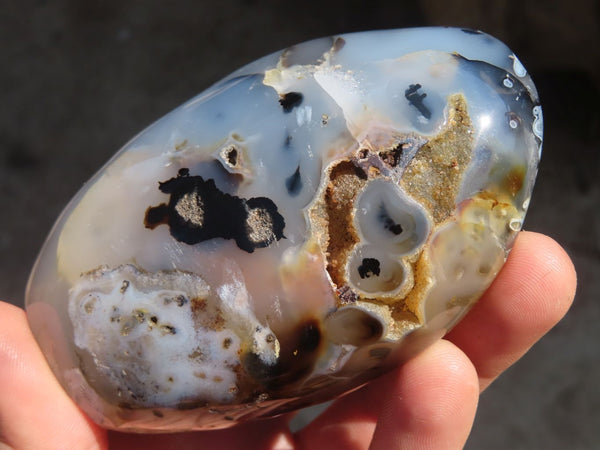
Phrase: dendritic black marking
[
  {"left": 145, "top": 169, "right": 285, "bottom": 253},
  {"left": 405, "top": 83, "right": 431, "bottom": 119}
]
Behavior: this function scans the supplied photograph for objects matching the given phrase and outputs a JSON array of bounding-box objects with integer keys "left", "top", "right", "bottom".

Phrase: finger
[
  {"left": 293, "top": 380, "right": 384, "bottom": 449},
  {"left": 108, "top": 416, "right": 294, "bottom": 450},
  {"left": 446, "top": 231, "right": 576, "bottom": 390},
  {"left": 370, "top": 340, "right": 479, "bottom": 450},
  {"left": 295, "top": 340, "right": 478, "bottom": 450},
  {"left": 0, "top": 302, "right": 107, "bottom": 449}
]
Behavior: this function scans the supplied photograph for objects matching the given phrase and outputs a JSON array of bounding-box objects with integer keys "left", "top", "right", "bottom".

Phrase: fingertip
[
  {"left": 476, "top": 231, "right": 576, "bottom": 345},
  {"left": 447, "top": 231, "right": 577, "bottom": 390},
  {"left": 508, "top": 231, "right": 576, "bottom": 327}
]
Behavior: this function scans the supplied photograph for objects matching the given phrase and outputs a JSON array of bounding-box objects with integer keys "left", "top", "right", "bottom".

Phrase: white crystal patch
[{"left": 68, "top": 265, "right": 278, "bottom": 407}]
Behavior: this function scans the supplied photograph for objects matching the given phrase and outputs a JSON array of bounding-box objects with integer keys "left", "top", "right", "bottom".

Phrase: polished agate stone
[{"left": 26, "top": 27, "right": 542, "bottom": 431}]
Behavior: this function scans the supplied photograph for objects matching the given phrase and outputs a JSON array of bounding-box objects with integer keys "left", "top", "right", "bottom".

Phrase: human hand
[{"left": 0, "top": 231, "right": 576, "bottom": 449}]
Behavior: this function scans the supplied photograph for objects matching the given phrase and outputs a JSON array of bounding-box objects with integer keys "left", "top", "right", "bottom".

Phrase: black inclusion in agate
[
  {"left": 377, "top": 203, "right": 403, "bottom": 235},
  {"left": 145, "top": 169, "right": 285, "bottom": 253},
  {"left": 404, "top": 83, "right": 431, "bottom": 119},
  {"left": 358, "top": 258, "right": 381, "bottom": 279},
  {"left": 285, "top": 166, "right": 303, "bottom": 196},
  {"left": 279, "top": 92, "right": 304, "bottom": 112}
]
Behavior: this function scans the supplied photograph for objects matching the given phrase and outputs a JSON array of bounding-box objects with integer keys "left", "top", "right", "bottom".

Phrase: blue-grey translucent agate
[{"left": 26, "top": 27, "right": 541, "bottom": 431}]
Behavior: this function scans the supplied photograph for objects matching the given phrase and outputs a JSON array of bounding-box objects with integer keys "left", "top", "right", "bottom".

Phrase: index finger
[{"left": 446, "top": 231, "right": 576, "bottom": 390}]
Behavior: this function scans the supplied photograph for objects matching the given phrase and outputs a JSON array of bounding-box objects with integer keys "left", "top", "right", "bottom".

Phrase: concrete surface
[{"left": 1, "top": 1, "right": 598, "bottom": 447}]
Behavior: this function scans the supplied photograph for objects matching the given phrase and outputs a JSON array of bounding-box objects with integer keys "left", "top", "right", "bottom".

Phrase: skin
[{"left": 0, "top": 231, "right": 576, "bottom": 449}]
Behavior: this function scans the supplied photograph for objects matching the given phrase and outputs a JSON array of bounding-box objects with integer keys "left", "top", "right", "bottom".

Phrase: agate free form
[{"left": 26, "top": 27, "right": 542, "bottom": 431}]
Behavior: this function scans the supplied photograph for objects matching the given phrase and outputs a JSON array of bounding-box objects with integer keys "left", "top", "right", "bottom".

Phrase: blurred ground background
[{"left": 1, "top": 0, "right": 598, "bottom": 448}]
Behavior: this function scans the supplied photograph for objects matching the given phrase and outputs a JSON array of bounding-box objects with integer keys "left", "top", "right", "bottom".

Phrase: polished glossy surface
[{"left": 26, "top": 27, "right": 541, "bottom": 431}]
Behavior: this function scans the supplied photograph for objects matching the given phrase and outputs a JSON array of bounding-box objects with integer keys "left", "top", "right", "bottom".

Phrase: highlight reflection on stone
[{"left": 26, "top": 27, "right": 542, "bottom": 431}]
